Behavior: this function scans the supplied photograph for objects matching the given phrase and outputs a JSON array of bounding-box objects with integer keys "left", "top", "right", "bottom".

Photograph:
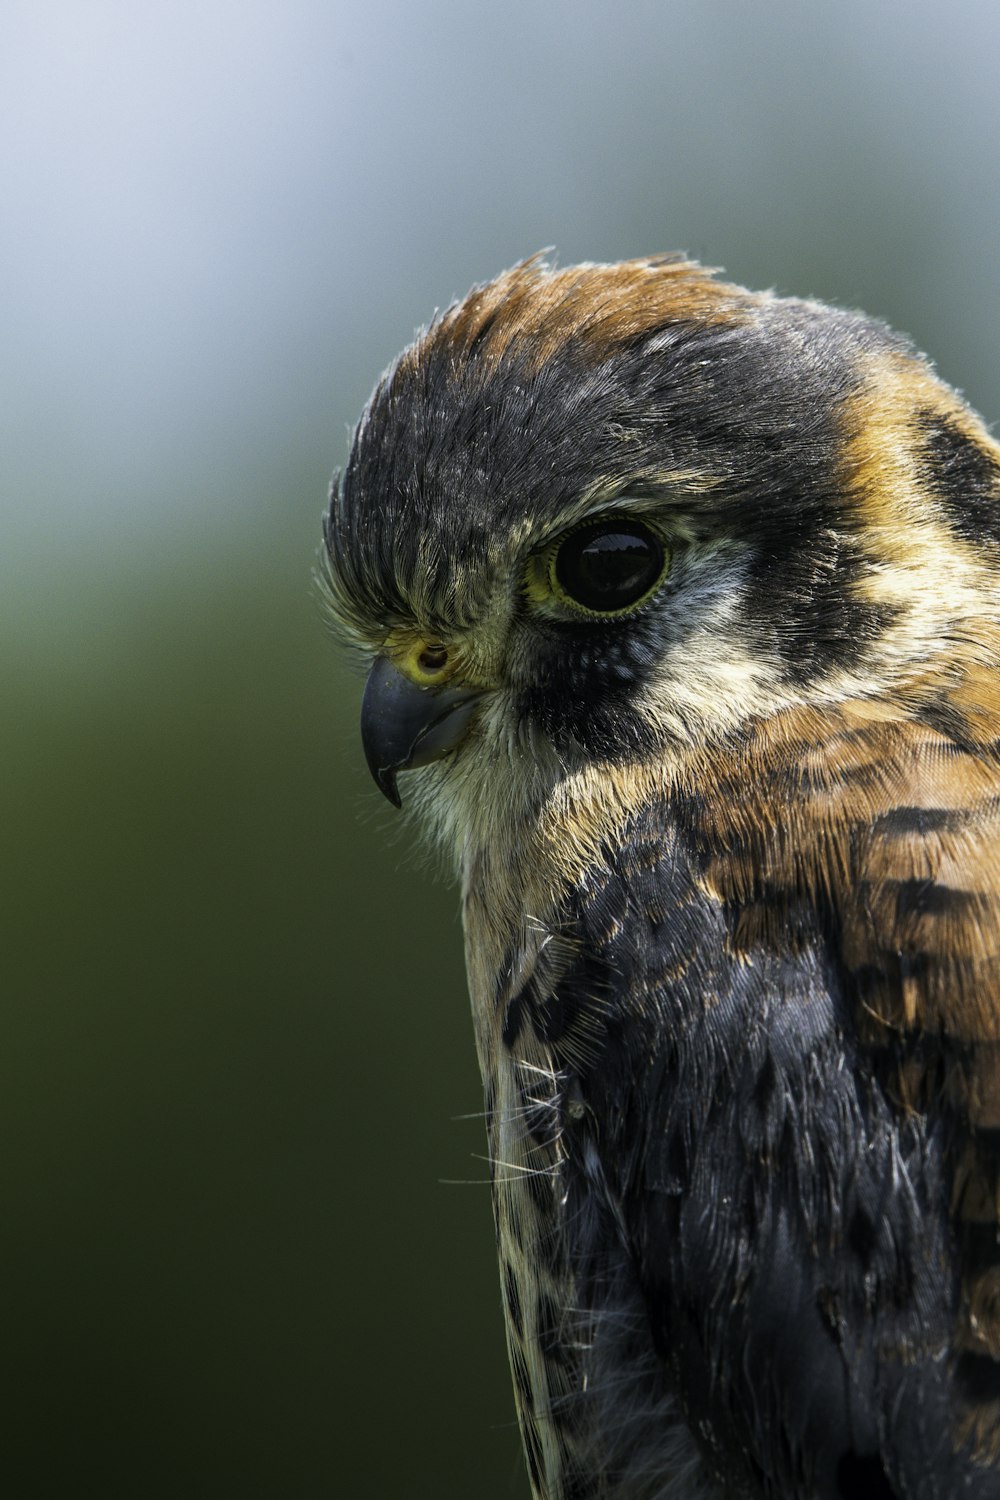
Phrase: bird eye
[{"left": 552, "top": 518, "right": 667, "bottom": 615}]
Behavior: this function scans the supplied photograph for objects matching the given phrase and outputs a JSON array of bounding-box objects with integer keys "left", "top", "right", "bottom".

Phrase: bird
[{"left": 322, "top": 254, "right": 1000, "bottom": 1498}]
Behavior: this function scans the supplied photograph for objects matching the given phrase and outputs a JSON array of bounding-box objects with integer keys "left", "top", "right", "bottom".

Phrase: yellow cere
[{"left": 391, "top": 633, "right": 456, "bottom": 687}]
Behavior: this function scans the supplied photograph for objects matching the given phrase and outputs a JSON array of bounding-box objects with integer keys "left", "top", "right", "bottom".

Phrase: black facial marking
[
  {"left": 917, "top": 408, "right": 1000, "bottom": 546},
  {"left": 514, "top": 609, "right": 671, "bottom": 758},
  {"left": 743, "top": 536, "right": 899, "bottom": 686}
]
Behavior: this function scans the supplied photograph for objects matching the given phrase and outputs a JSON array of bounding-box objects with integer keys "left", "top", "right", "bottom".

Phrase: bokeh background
[{"left": 5, "top": 2, "right": 1000, "bottom": 1494}]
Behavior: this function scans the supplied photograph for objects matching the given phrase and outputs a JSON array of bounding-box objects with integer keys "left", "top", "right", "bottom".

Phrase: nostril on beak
[{"left": 418, "top": 644, "right": 449, "bottom": 674}]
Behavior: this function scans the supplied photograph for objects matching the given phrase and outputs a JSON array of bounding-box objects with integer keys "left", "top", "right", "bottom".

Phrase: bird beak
[{"left": 360, "top": 654, "right": 484, "bottom": 808}]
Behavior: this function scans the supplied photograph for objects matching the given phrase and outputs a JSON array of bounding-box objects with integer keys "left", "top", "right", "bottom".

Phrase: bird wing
[{"left": 687, "top": 697, "right": 1000, "bottom": 1467}]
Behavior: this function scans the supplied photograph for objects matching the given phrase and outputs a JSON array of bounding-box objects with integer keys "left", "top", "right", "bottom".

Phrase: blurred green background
[{"left": 4, "top": 2, "right": 1000, "bottom": 1495}]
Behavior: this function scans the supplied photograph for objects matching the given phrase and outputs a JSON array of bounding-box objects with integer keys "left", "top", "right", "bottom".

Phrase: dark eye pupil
[{"left": 555, "top": 521, "right": 664, "bottom": 612}]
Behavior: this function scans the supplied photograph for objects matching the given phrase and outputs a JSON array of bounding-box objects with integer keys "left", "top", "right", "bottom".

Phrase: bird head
[{"left": 323, "top": 255, "right": 1000, "bottom": 866}]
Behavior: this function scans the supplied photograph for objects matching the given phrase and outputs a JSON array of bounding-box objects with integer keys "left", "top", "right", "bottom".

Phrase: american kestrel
[{"left": 323, "top": 256, "right": 1000, "bottom": 1498}]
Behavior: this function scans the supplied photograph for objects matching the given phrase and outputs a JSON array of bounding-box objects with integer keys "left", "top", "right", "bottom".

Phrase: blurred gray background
[{"left": 4, "top": 1, "right": 999, "bottom": 1494}]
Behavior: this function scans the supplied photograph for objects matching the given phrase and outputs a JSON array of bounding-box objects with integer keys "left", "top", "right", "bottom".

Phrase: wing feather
[{"left": 687, "top": 701, "right": 1000, "bottom": 1457}]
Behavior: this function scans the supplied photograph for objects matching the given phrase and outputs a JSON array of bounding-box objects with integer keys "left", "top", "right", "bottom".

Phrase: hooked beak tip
[{"left": 374, "top": 765, "right": 402, "bottom": 810}]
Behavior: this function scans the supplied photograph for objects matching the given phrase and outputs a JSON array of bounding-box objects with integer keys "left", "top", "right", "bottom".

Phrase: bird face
[{"left": 324, "top": 255, "right": 1000, "bottom": 863}]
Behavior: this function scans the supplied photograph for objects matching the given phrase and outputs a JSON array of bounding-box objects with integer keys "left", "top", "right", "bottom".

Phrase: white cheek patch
[
  {"left": 640, "top": 633, "right": 787, "bottom": 743},
  {"left": 633, "top": 543, "right": 790, "bottom": 743}
]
